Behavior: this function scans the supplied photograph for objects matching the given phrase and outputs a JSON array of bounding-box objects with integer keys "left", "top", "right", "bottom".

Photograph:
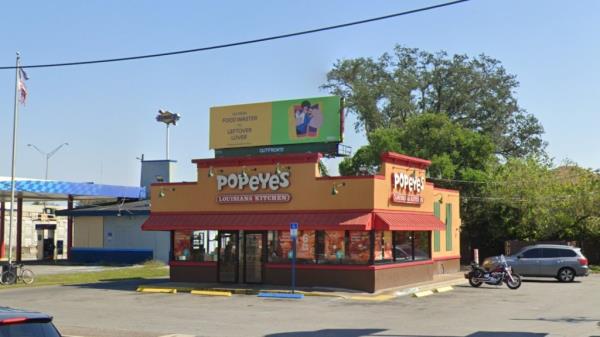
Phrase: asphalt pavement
[{"left": 0, "top": 274, "right": 598, "bottom": 337}]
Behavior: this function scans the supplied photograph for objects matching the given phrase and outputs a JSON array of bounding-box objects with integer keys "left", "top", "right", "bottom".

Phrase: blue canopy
[{"left": 0, "top": 180, "right": 146, "bottom": 201}]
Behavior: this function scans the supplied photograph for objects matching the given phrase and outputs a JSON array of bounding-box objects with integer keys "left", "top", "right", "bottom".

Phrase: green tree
[
  {"left": 478, "top": 159, "right": 600, "bottom": 242},
  {"left": 322, "top": 45, "right": 545, "bottom": 158},
  {"left": 338, "top": 113, "right": 495, "bottom": 182}
]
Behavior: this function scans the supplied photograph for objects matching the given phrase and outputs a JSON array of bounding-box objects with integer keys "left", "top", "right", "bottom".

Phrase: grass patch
[
  {"left": 0, "top": 265, "right": 168, "bottom": 290},
  {"left": 590, "top": 265, "right": 600, "bottom": 273}
]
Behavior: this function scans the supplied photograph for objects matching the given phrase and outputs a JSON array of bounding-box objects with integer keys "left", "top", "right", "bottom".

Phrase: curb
[
  {"left": 434, "top": 286, "right": 454, "bottom": 293},
  {"left": 349, "top": 294, "right": 396, "bottom": 301},
  {"left": 191, "top": 290, "right": 232, "bottom": 297},
  {"left": 137, "top": 287, "right": 177, "bottom": 294},
  {"left": 136, "top": 285, "right": 343, "bottom": 298},
  {"left": 412, "top": 290, "right": 434, "bottom": 298}
]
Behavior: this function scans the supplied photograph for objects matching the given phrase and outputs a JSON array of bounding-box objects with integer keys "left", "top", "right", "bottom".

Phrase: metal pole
[
  {"left": 166, "top": 124, "right": 170, "bottom": 160},
  {"left": 45, "top": 154, "right": 49, "bottom": 180},
  {"left": 291, "top": 236, "right": 296, "bottom": 294},
  {"left": 7, "top": 53, "right": 20, "bottom": 264}
]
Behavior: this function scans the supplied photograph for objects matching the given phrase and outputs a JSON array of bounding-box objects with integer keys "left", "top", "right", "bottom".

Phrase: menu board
[{"left": 349, "top": 231, "right": 370, "bottom": 262}]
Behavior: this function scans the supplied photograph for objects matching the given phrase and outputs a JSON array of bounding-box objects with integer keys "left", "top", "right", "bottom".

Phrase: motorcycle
[{"left": 465, "top": 254, "right": 522, "bottom": 290}]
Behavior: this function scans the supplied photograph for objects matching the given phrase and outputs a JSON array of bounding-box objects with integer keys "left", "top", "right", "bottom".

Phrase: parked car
[
  {"left": 500, "top": 244, "right": 589, "bottom": 282},
  {"left": 0, "top": 307, "right": 62, "bottom": 336}
]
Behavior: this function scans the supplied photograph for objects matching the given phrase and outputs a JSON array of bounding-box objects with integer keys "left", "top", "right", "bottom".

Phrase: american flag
[{"left": 18, "top": 67, "right": 28, "bottom": 105}]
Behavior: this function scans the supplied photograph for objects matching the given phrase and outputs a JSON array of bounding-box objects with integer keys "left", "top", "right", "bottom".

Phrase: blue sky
[{"left": 0, "top": 0, "right": 598, "bottom": 186}]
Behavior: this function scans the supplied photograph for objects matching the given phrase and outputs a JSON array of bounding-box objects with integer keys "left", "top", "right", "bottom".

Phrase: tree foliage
[
  {"left": 339, "top": 113, "right": 495, "bottom": 181},
  {"left": 481, "top": 160, "right": 600, "bottom": 241},
  {"left": 324, "top": 45, "right": 600, "bottom": 258},
  {"left": 322, "top": 45, "right": 545, "bottom": 158}
]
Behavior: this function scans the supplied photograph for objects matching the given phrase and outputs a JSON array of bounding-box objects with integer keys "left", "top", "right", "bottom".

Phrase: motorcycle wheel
[
  {"left": 468, "top": 275, "right": 483, "bottom": 288},
  {"left": 505, "top": 273, "right": 522, "bottom": 290}
]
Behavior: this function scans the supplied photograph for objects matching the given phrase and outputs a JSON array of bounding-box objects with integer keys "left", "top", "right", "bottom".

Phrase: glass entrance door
[
  {"left": 218, "top": 231, "right": 238, "bottom": 283},
  {"left": 244, "top": 232, "right": 265, "bottom": 283}
]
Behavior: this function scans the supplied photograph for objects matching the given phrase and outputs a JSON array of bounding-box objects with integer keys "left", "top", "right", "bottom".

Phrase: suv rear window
[
  {"left": 0, "top": 322, "right": 61, "bottom": 337},
  {"left": 542, "top": 248, "right": 577, "bottom": 258}
]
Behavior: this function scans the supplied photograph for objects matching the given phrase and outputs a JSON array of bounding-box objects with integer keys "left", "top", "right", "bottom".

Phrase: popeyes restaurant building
[{"left": 142, "top": 151, "right": 461, "bottom": 292}]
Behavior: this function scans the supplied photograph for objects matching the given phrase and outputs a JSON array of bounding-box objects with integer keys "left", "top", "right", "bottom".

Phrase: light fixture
[
  {"left": 275, "top": 163, "right": 291, "bottom": 174},
  {"left": 158, "top": 187, "right": 175, "bottom": 198},
  {"left": 433, "top": 193, "right": 444, "bottom": 204},
  {"left": 241, "top": 166, "right": 248, "bottom": 178},
  {"left": 208, "top": 166, "right": 214, "bottom": 177},
  {"left": 331, "top": 182, "right": 346, "bottom": 195},
  {"left": 155, "top": 175, "right": 164, "bottom": 182}
]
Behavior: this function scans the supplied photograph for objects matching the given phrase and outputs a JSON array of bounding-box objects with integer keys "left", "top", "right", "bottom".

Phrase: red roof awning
[
  {"left": 142, "top": 211, "right": 372, "bottom": 231},
  {"left": 374, "top": 211, "right": 445, "bottom": 231}
]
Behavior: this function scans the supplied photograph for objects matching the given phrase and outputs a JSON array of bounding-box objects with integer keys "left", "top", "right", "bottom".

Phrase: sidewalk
[{"left": 137, "top": 271, "right": 467, "bottom": 300}]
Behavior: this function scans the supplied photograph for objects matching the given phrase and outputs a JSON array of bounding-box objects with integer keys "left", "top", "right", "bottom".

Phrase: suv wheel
[{"left": 557, "top": 267, "right": 575, "bottom": 282}]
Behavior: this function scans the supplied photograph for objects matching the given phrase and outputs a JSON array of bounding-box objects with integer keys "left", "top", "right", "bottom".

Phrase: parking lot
[{"left": 0, "top": 274, "right": 598, "bottom": 337}]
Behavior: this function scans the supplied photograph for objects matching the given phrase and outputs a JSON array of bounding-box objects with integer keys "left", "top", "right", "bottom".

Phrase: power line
[{"left": 0, "top": 0, "right": 469, "bottom": 70}]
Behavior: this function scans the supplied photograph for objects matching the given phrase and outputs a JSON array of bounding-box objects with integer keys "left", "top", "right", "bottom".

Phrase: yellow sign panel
[{"left": 209, "top": 102, "right": 272, "bottom": 149}]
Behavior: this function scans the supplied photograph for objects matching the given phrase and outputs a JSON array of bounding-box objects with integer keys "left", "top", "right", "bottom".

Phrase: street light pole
[
  {"left": 27, "top": 142, "right": 69, "bottom": 180},
  {"left": 155, "top": 109, "right": 180, "bottom": 160}
]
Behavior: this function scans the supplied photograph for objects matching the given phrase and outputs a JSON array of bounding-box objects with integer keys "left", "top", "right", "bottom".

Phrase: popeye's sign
[
  {"left": 391, "top": 172, "right": 425, "bottom": 205},
  {"left": 215, "top": 171, "right": 291, "bottom": 204}
]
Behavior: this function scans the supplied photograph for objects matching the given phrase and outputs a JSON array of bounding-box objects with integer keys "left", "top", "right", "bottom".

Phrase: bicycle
[{"left": 1, "top": 263, "right": 35, "bottom": 285}]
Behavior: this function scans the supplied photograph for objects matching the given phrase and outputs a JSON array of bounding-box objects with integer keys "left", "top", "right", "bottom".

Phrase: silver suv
[
  {"left": 505, "top": 244, "right": 589, "bottom": 282},
  {"left": 0, "top": 307, "right": 61, "bottom": 336}
]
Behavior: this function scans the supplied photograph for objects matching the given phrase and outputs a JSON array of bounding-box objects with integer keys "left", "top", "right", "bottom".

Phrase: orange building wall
[
  {"left": 151, "top": 162, "right": 375, "bottom": 213},
  {"left": 149, "top": 153, "right": 460, "bottom": 261}
]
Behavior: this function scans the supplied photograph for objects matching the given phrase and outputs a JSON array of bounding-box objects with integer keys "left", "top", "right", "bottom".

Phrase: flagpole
[{"left": 7, "top": 52, "right": 21, "bottom": 264}]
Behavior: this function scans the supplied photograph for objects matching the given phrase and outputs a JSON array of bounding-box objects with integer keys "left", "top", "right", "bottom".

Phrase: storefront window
[
  {"left": 413, "top": 231, "right": 431, "bottom": 261},
  {"left": 374, "top": 231, "right": 393, "bottom": 262},
  {"left": 173, "top": 230, "right": 218, "bottom": 262},
  {"left": 346, "top": 231, "right": 370, "bottom": 264},
  {"left": 297, "top": 230, "right": 315, "bottom": 262},
  {"left": 268, "top": 230, "right": 316, "bottom": 263},
  {"left": 392, "top": 231, "right": 432, "bottom": 262},
  {"left": 393, "top": 231, "right": 413, "bottom": 262},
  {"left": 268, "top": 231, "right": 289, "bottom": 263},
  {"left": 321, "top": 230, "right": 345, "bottom": 264}
]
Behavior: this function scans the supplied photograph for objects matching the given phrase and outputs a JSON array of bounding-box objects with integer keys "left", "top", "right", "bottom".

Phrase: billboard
[{"left": 209, "top": 96, "right": 342, "bottom": 149}]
